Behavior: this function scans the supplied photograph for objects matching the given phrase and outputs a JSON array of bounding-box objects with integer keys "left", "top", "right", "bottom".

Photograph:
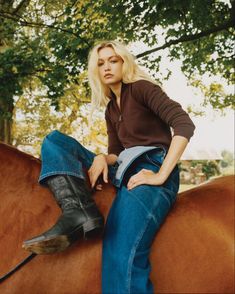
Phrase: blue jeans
[{"left": 39, "top": 130, "right": 180, "bottom": 294}]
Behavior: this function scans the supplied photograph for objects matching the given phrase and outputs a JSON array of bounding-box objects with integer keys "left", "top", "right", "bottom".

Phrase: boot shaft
[{"left": 47, "top": 175, "right": 93, "bottom": 211}]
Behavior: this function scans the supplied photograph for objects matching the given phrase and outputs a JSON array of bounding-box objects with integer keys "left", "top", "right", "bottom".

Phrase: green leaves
[{"left": 0, "top": 0, "right": 234, "bottom": 145}]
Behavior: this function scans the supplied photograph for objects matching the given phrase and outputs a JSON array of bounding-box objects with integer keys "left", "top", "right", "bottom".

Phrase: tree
[
  {"left": 0, "top": 0, "right": 70, "bottom": 143},
  {"left": 0, "top": 0, "right": 234, "bottom": 145},
  {"left": 0, "top": 0, "right": 129, "bottom": 144},
  {"left": 102, "top": 0, "right": 234, "bottom": 108},
  {"left": 12, "top": 84, "right": 108, "bottom": 157},
  {"left": 191, "top": 160, "right": 221, "bottom": 179},
  {"left": 220, "top": 149, "right": 234, "bottom": 168}
]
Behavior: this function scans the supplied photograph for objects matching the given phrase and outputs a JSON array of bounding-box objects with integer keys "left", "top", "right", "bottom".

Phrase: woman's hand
[
  {"left": 127, "top": 169, "right": 167, "bottom": 190},
  {"left": 127, "top": 136, "right": 189, "bottom": 190},
  {"left": 88, "top": 154, "right": 108, "bottom": 190}
]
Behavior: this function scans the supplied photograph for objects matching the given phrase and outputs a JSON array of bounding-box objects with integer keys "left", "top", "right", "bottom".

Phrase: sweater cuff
[
  {"left": 108, "top": 146, "right": 124, "bottom": 156},
  {"left": 173, "top": 125, "right": 195, "bottom": 141}
]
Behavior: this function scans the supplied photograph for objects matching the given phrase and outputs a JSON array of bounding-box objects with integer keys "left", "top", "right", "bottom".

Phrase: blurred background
[{"left": 0, "top": 0, "right": 234, "bottom": 191}]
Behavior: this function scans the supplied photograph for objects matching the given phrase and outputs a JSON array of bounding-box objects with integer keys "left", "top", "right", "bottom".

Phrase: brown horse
[{"left": 0, "top": 142, "right": 234, "bottom": 294}]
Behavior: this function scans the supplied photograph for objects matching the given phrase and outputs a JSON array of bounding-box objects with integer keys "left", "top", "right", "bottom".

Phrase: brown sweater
[{"left": 105, "top": 79, "right": 195, "bottom": 156}]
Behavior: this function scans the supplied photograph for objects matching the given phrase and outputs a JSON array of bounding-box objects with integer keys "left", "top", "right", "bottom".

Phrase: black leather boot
[{"left": 22, "top": 175, "right": 104, "bottom": 254}]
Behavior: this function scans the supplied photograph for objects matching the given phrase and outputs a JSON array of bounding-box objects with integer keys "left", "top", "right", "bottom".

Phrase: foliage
[
  {"left": 102, "top": 0, "right": 234, "bottom": 108},
  {"left": 220, "top": 149, "right": 234, "bottom": 168},
  {"left": 0, "top": 0, "right": 234, "bottom": 145},
  {"left": 191, "top": 160, "right": 221, "bottom": 179},
  {"left": 12, "top": 75, "right": 107, "bottom": 157},
  {"left": 0, "top": 0, "right": 132, "bottom": 143}
]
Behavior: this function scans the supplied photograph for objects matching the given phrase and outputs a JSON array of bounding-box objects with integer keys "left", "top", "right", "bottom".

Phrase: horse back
[
  {"left": 0, "top": 143, "right": 234, "bottom": 293},
  {"left": 151, "top": 175, "right": 234, "bottom": 293}
]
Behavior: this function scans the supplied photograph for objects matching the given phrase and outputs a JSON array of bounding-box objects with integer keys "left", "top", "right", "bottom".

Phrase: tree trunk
[
  {"left": 0, "top": 99, "right": 13, "bottom": 145},
  {"left": 0, "top": 117, "right": 12, "bottom": 144},
  {"left": 0, "top": 0, "right": 32, "bottom": 145}
]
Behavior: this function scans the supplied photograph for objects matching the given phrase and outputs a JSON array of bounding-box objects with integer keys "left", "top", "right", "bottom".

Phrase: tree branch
[
  {"left": 44, "top": 0, "right": 78, "bottom": 22},
  {"left": 12, "top": 0, "right": 31, "bottom": 15},
  {"left": 136, "top": 20, "right": 235, "bottom": 58},
  {"left": 0, "top": 10, "right": 90, "bottom": 46}
]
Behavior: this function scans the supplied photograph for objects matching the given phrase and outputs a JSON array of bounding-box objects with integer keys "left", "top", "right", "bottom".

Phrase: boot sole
[
  {"left": 22, "top": 217, "right": 104, "bottom": 255},
  {"left": 22, "top": 235, "right": 72, "bottom": 255}
]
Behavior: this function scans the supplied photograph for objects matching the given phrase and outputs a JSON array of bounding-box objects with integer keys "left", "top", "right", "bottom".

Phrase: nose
[{"left": 104, "top": 61, "right": 111, "bottom": 71}]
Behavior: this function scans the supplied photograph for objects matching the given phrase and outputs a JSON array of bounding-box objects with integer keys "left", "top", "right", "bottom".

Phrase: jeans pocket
[{"left": 145, "top": 148, "right": 166, "bottom": 168}]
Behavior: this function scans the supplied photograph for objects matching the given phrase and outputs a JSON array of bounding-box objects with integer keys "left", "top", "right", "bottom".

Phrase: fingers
[
  {"left": 88, "top": 167, "right": 99, "bottom": 188},
  {"left": 88, "top": 165, "right": 108, "bottom": 188},
  {"left": 103, "top": 165, "right": 108, "bottom": 183},
  {"left": 127, "top": 174, "right": 142, "bottom": 190},
  {"left": 95, "top": 184, "right": 103, "bottom": 190},
  {"left": 127, "top": 169, "right": 153, "bottom": 190},
  {"left": 127, "top": 177, "right": 144, "bottom": 190}
]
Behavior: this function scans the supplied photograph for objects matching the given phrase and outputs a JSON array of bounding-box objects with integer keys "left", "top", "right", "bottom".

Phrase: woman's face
[{"left": 97, "top": 46, "right": 123, "bottom": 86}]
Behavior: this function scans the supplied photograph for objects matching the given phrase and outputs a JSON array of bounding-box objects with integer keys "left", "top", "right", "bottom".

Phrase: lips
[{"left": 104, "top": 74, "right": 113, "bottom": 79}]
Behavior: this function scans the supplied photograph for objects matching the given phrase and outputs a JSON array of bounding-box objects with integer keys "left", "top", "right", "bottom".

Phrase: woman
[{"left": 23, "top": 40, "right": 195, "bottom": 293}]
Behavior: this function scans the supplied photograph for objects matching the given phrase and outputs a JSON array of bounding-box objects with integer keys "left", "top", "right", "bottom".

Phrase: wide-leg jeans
[{"left": 39, "top": 130, "right": 180, "bottom": 294}]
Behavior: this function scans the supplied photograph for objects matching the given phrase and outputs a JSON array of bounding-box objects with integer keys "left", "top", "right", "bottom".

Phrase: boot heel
[{"left": 83, "top": 218, "right": 104, "bottom": 239}]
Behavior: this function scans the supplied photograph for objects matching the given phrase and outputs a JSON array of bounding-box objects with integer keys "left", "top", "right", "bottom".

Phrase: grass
[{"left": 179, "top": 168, "right": 234, "bottom": 193}]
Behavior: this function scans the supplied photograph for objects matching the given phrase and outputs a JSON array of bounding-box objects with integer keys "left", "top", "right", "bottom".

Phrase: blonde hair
[{"left": 87, "top": 40, "right": 157, "bottom": 111}]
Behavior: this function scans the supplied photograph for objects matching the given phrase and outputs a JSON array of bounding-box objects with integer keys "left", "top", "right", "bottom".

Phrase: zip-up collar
[
  {"left": 109, "top": 82, "right": 129, "bottom": 121},
  {"left": 109, "top": 81, "right": 128, "bottom": 100}
]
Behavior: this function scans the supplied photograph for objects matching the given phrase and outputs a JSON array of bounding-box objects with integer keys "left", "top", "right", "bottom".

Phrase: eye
[
  {"left": 110, "top": 60, "right": 117, "bottom": 63},
  {"left": 98, "top": 62, "right": 104, "bottom": 67}
]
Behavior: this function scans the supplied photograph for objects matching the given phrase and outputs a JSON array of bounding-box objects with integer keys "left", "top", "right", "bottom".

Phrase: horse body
[
  {"left": 0, "top": 142, "right": 234, "bottom": 294},
  {"left": 151, "top": 176, "right": 234, "bottom": 293}
]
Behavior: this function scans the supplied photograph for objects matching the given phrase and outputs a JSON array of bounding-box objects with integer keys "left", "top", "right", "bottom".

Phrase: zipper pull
[{"left": 119, "top": 115, "right": 122, "bottom": 122}]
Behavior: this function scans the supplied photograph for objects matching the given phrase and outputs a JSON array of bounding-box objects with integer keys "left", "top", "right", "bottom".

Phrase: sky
[
  {"left": 164, "top": 68, "right": 234, "bottom": 159},
  {"left": 129, "top": 41, "right": 234, "bottom": 159}
]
